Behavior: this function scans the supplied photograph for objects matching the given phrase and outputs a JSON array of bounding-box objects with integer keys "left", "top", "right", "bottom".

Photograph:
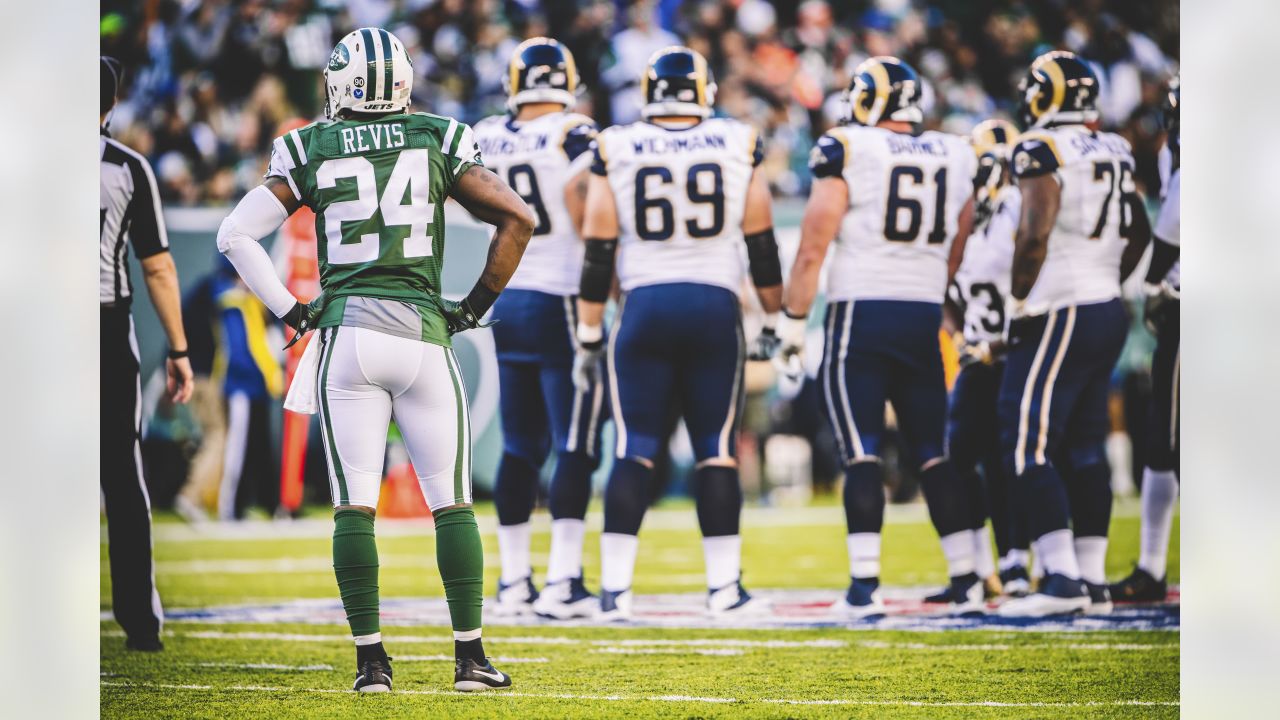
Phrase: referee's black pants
[{"left": 101, "top": 304, "right": 163, "bottom": 642}]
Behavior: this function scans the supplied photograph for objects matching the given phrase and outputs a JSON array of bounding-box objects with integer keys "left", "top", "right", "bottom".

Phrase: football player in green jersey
[{"left": 217, "top": 27, "right": 535, "bottom": 693}]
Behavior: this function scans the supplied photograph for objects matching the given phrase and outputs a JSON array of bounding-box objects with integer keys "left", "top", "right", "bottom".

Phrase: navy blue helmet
[
  {"left": 843, "top": 56, "right": 923, "bottom": 126},
  {"left": 1016, "top": 51, "right": 1100, "bottom": 129},
  {"left": 641, "top": 46, "right": 716, "bottom": 119},
  {"left": 507, "top": 37, "right": 580, "bottom": 112}
]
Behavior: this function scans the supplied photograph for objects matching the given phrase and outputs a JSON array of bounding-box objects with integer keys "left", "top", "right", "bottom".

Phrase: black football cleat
[
  {"left": 353, "top": 656, "right": 393, "bottom": 693},
  {"left": 1108, "top": 566, "right": 1168, "bottom": 603},
  {"left": 125, "top": 636, "right": 164, "bottom": 652},
  {"left": 454, "top": 657, "right": 512, "bottom": 692},
  {"left": 1000, "top": 565, "right": 1032, "bottom": 597}
]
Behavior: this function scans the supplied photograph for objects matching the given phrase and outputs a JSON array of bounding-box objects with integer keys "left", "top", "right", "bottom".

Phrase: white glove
[
  {"left": 747, "top": 312, "right": 783, "bottom": 361},
  {"left": 573, "top": 322, "right": 605, "bottom": 392},
  {"left": 773, "top": 312, "right": 808, "bottom": 379}
]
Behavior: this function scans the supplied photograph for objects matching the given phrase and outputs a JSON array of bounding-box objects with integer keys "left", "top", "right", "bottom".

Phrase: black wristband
[
  {"left": 1144, "top": 237, "right": 1180, "bottom": 285},
  {"left": 580, "top": 237, "right": 618, "bottom": 303},
  {"left": 743, "top": 227, "right": 783, "bottom": 288},
  {"left": 464, "top": 283, "right": 501, "bottom": 320},
  {"left": 168, "top": 348, "right": 189, "bottom": 360},
  {"left": 783, "top": 307, "right": 807, "bottom": 320}
]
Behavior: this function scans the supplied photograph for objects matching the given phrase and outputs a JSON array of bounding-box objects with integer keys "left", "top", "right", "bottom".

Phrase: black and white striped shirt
[{"left": 100, "top": 129, "right": 168, "bottom": 306}]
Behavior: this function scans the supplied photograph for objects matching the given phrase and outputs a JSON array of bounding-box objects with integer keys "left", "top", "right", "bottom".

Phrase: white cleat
[
  {"left": 490, "top": 576, "right": 538, "bottom": 618},
  {"left": 997, "top": 573, "right": 1090, "bottom": 617},
  {"left": 1084, "top": 583, "right": 1114, "bottom": 615},
  {"left": 835, "top": 577, "right": 886, "bottom": 620},
  {"left": 707, "top": 581, "right": 771, "bottom": 618},
  {"left": 949, "top": 573, "right": 987, "bottom": 616},
  {"left": 598, "top": 588, "right": 633, "bottom": 622},
  {"left": 533, "top": 577, "right": 598, "bottom": 620}
]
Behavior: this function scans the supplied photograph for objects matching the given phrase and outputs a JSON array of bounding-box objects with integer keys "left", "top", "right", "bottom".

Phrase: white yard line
[
  {"left": 855, "top": 640, "right": 1169, "bottom": 651},
  {"left": 194, "top": 662, "right": 334, "bottom": 671},
  {"left": 395, "top": 655, "right": 548, "bottom": 663},
  {"left": 103, "top": 630, "right": 575, "bottom": 645},
  {"left": 100, "top": 680, "right": 1178, "bottom": 708},
  {"left": 592, "top": 647, "right": 745, "bottom": 657},
  {"left": 591, "top": 638, "right": 846, "bottom": 648}
]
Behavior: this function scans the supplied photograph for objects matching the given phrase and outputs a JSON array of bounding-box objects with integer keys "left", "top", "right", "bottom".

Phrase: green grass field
[{"left": 101, "top": 499, "right": 1179, "bottom": 718}]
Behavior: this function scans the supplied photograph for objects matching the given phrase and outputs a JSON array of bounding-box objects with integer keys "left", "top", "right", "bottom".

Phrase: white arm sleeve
[{"left": 217, "top": 184, "right": 297, "bottom": 317}]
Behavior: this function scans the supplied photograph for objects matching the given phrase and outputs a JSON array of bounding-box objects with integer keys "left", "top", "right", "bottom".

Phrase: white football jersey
[
  {"left": 591, "top": 117, "right": 762, "bottom": 294},
  {"left": 809, "top": 125, "right": 978, "bottom": 303},
  {"left": 474, "top": 111, "right": 597, "bottom": 295},
  {"left": 1011, "top": 125, "right": 1136, "bottom": 310},
  {"left": 952, "top": 185, "right": 1019, "bottom": 344},
  {"left": 1155, "top": 144, "right": 1180, "bottom": 288}
]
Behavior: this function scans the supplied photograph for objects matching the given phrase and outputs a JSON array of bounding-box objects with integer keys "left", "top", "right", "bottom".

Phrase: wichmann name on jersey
[
  {"left": 887, "top": 134, "right": 948, "bottom": 156},
  {"left": 340, "top": 123, "right": 407, "bottom": 154},
  {"left": 631, "top": 133, "right": 728, "bottom": 155}
]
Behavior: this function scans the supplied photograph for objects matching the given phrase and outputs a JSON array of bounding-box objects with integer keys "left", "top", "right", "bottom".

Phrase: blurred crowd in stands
[{"left": 100, "top": 0, "right": 1177, "bottom": 205}]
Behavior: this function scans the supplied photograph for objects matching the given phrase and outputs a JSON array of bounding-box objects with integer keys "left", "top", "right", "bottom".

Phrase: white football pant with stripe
[{"left": 316, "top": 326, "right": 472, "bottom": 510}]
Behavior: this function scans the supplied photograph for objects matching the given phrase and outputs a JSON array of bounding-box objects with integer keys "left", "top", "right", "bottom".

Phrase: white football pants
[{"left": 315, "top": 326, "right": 473, "bottom": 511}]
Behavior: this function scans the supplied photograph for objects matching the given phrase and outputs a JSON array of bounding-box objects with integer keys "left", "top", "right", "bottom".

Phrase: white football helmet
[{"left": 324, "top": 28, "right": 413, "bottom": 119}]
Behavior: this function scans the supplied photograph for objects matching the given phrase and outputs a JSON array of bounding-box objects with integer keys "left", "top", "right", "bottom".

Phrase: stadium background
[{"left": 101, "top": 0, "right": 1178, "bottom": 511}]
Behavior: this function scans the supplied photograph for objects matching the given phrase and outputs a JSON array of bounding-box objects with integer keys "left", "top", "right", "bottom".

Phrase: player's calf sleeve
[
  {"left": 843, "top": 461, "right": 886, "bottom": 534},
  {"left": 960, "top": 465, "right": 989, "bottom": 531},
  {"left": 1005, "top": 458, "right": 1032, "bottom": 553},
  {"left": 918, "top": 460, "right": 970, "bottom": 539},
  {"left": 494, "top": 452, "right": 541, "bottom": 527},
  {"left": 333, "top": 509, "right": 380, "bottom": 638},
  {"left": 694, "top": 465, "right": 742, "bottom": 538},
  {"left": 549, "top": 451, "right": 598, "bottom": 521},
  {"left": 603, "top": 458, "right": 652, "bottom": 536},
  {"left": 1020, "top": 464, "right": 1073, "bottom": 541},
  {"left": 1065, "top": 458, "right": 1113, "bottom": 539},
  {"left": 433, "top": 506, "right": 485, "bottom": 633}
]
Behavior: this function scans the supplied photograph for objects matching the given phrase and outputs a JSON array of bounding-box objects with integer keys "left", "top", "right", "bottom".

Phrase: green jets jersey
[{"left": 266, "top": 112, "right": 483, "bottom": 346}]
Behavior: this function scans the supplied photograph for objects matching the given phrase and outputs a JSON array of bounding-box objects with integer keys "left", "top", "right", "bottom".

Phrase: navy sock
[
  {"left": 549, "top": 451, "right": 598, "bottom": 521},
  {"left": 694, "top": 465, "right": 743, "bottom": 537},
  {"left": 494, "top": 452, "right": 541, "bottom": 527},
  {"left": 919, "top": 460, "right": 970, "bottom": 539},
  {"left": 603, "top": 458, "right": 652, "bottom": 536},
  {"left": 843, "top": 461, "right": 885, "bottom": 534}
]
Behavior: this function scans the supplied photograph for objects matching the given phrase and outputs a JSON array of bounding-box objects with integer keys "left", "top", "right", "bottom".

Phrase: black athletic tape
[
  {"left": 464, "top": 282, "right": 501, "bottom": 320},
  {"left": 579, "top": 238, "right": 618, "bottom": 303},
  {"left": 743, "top": 227, "right": 783, "bottom": 288},
  {"left": 1145, "top": 237, "right": 1180, "bottom": 285}
]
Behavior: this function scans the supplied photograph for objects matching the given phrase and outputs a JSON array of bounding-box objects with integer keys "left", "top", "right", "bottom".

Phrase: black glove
[
  {"left": 282, "top": 293, "right": 324, "bottom": 349},
  {"left": 441, "top": 283, "right": 502, "bottom": 336}
]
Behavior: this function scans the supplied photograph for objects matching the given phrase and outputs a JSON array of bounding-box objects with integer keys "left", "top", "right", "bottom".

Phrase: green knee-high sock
[
  {"left": 333, "top": 509, "right": 380, "bottom": 637},
  {"left": 434, "top": 506, "right": 484, "bottom": 632}
]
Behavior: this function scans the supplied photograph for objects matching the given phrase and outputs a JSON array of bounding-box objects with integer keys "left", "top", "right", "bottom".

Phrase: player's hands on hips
[
  {"left": 773, "top": 311, "right": 807, "bottom": 379},
  {"left": 440, "top": 297, "right": 495, "bottom": 336},
  {"left": 1143, "top": 282, "right": 1178, "bottom": 338},
  {"left": 166, "top": 355, "right": 195, "bottom": 404},
  {"left": 283, "top": 293, "right": 325, "bottom": 348},
  {"left": 573, "top": 322, "right": 605, "bottom": 392}
]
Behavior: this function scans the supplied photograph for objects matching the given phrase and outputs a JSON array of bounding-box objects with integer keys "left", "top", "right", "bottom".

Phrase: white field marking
[
  {"left": 194, "top": 662, "right": 334, "bottom": 671},
  {"left": 131, "top": 500, "right": 1152, "bottom": 543},
  {"left": 99, "top": 681, "right": 1179, "bottom": 708},
  {"left": 855, "top": 640, "right": 1169, "bottom": 652},
  {"left": 395, "top": 655, "right": 549, "bottom": 663},
  {"left": 591, "top": 638, "right": 846, "bottom": 648},
  {"left": 592, "top": 647, "right": 745, "bottom": 657}
]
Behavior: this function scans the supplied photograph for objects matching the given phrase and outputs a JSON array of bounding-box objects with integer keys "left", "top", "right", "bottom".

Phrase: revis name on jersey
[
  {"left": 474, "top": 111, "right": 597, "bottom": 296},
  {"left": 1011, "top": 126, "right": 1135, "bottom": 310},
  {"left": 591, "top": 117, "right": 763, "bottom": 294},
  {"left": 952, "top": 185, "right": 1020, "bottom": 344},
  {"left": 810, "top": 125, "right": 978, "bottom": 303}
]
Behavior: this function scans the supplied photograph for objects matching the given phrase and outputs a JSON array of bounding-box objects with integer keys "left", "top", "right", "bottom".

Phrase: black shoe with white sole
[
  {"left": 455, "top": 657, "right": 512, "bottom": 692},
  {"left": 1108, "top": 566, "right": 1167, "bottom": 603},
  {"left": 353, "top": 657, "right": 393, "bottom": 692}
]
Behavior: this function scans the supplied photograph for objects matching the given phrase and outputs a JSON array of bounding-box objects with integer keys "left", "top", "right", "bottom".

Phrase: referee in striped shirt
[{"left": 100, "top": 57, "right": 193, "bottom": 652}]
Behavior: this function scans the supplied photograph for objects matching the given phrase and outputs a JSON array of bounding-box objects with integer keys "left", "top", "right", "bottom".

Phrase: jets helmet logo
[{"left": 328, "top": 43, "right": 350, "bottom": 72}]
